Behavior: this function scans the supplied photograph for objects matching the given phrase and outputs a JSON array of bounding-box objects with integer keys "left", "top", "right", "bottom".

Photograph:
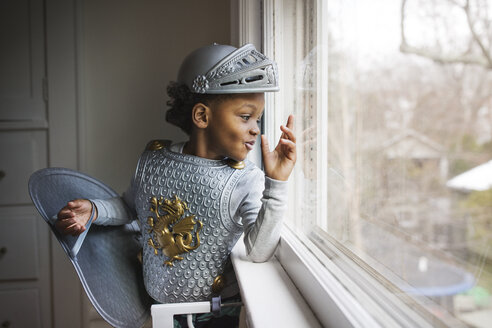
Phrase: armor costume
[
  {"left": 177, "top": 43, "right": 279, "bottom": 94},
  {"left": 28, "top": 43, "right": 286, "bottom": 327},
  {"left": 92, "top": 142, "right": 288, "bottom": 303},
  {"left": 139, "top": 144, "right": 249, "bottom": 302},
  {"left": 90, "top": 42, "right": 286, "bottom": 306}
]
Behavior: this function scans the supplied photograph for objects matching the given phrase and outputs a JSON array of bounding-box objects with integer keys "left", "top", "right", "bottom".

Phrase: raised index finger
[{"left": 286, "top": 114, "right": 294, "bottom": 130}]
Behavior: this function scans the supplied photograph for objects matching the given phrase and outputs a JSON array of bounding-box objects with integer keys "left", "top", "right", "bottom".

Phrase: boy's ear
[{"left": 191, "top": 103, "right": 210, "bottom": 129}]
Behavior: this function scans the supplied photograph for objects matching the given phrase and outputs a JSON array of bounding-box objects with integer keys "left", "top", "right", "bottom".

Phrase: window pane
[{"left": 270, "top": 0, "right": 492, "bottom": 326}]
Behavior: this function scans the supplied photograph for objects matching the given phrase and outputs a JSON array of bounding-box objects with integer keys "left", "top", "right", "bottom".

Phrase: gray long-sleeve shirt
[{"left": 92, "top": 142, "right": 288, "bottom": 262}]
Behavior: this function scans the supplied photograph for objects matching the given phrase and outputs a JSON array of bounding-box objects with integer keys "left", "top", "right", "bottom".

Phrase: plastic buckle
[{"left": 211, "top": 296, "right": 222, "bottom": 317}]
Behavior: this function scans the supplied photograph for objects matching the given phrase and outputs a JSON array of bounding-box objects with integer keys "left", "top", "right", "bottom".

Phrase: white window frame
[
  {"left": 231, "top": 1, "right": 372, "bottom": 326},
  {"left": 232, "top": 1, "right": 463, "bottom": 327}
]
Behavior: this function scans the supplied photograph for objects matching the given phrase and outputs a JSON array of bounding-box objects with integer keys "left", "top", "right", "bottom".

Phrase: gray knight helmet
[{"left": 177, "top": 43, "right": 279, "bottom": 94}]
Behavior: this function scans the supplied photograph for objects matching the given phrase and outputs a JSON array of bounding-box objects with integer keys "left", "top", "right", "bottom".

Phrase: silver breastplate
[{"left": 134, "top": 147, "right": 250, "bottom": 303}]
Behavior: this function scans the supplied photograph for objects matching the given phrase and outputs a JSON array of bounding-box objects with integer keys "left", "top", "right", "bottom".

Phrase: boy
[{"left": 56, "top": 43, "right": 296, "bottom": 325}]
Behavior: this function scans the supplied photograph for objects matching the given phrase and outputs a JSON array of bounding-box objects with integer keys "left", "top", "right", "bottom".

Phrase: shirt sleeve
[
  {"left": 234, "top": 167, "right": 288, "bottom": 262},
  {"left": 90, "top": 179, "right": 137, "bottom": 226}
]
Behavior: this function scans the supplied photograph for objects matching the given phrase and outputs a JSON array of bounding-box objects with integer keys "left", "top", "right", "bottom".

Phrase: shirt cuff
[
  {"left": 263, "top": 176, "right": 289, "bottom": 200},
  {"left": 90, "top": 199, "right": 110, "bottom": 225}
]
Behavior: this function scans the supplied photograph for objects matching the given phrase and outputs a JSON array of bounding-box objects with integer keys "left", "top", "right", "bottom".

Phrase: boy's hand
[
  {"left": 55, "top": 199, "right": 96, "bottom": 236},
  {"left": 261, "top": 114, "right": 297, "bottom": 181}
]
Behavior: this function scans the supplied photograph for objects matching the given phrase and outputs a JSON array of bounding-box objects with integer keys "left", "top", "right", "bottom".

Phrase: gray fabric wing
[{"left": 28, "top": 168, "right": 151, "bottom": 328}]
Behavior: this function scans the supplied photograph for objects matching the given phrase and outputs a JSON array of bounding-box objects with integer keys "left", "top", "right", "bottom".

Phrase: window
[{"left": 264, "top": 0, "right": 492, "bottom": 326}]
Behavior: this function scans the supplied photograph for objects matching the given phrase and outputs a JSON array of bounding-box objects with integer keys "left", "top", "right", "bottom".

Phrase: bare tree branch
[
  {"left": 400, "top": 42, "right": 491, "bottom": 67},
  {"left": 400, "top": 0, "right": 492, "bottom": 69},
  {"left": 464, "top": 0, "right": 492, "bottom": 67}
]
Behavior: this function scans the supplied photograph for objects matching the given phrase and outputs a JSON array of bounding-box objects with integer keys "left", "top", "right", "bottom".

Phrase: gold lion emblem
[{"left": 147, "top": 195, "right": 203, "bottom": 266}]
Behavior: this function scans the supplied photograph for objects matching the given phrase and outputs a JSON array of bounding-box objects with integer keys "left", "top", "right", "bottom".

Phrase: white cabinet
[
  {"left": 0, "top": 0, "right": 51, "bottom": 327},
  {"left": 0, "top": 214, "right": 40, "bottom": 280},
  {"left": 0, "top": 289, "right": 42, "bottom": 328},
  {"left": 0, "top": 130, "right": 48, "bottom": 205},
  {"left": 0, "top": 206, "right": 51, "bottom": 327},
  {"left": 0, "top": 0, "right": 46, "bottom": 122}
]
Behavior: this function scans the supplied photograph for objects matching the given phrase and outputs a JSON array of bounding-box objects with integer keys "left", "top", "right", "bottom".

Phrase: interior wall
[{"left": 80, "top": 0, "right": 231, "bottom": 193}]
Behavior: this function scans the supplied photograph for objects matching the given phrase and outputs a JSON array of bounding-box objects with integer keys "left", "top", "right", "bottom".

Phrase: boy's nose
[{"left": 250, "top": 124, "right": 260, "bottom": 135}]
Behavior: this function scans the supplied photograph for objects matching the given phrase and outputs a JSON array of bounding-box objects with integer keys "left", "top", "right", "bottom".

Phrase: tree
[
  {"left": 400, "top": 0, "right": 492, "bottom": 69},
  {"left": 400, "top": 0, "right": 492, "bottom": 153}
]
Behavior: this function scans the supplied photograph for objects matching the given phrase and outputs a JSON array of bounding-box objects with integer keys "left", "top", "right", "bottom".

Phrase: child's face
[{"left": 205, "top": 93, "right": 265, "bottom": 161}]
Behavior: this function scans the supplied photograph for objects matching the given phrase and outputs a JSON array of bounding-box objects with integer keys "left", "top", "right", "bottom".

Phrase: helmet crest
[{"left": 178, "top": 44, "right": 279, "bottom": 94}]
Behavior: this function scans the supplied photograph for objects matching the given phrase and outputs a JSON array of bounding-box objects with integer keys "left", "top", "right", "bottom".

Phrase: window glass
[{"left": 267, "top": 0, "right": 492, "bottom": 326}]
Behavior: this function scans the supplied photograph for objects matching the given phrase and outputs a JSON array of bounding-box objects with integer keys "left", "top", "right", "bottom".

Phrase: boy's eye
[{"left": 240, "top": 115, "right": 250, "bottom": 121}]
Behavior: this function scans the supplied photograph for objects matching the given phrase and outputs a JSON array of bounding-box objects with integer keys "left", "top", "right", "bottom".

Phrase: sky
[{"left": 328, "top": 0, "right": 475, "bottom": 70}]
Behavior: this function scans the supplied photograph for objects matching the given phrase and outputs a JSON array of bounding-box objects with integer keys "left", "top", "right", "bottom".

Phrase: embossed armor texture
[{"left": 134, "top": 147, "right": 252, "bottom": 303}]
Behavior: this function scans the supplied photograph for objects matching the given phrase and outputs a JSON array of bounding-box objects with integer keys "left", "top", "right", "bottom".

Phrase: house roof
[
  {"left": 383, "top": 130, "right": 443, "bottom": 150},
  {"left": 446, "top": 160, "right": 492, "bottom": 192},
  {"left": 382, "top": 129, "right": 444, "bottom": 159}
]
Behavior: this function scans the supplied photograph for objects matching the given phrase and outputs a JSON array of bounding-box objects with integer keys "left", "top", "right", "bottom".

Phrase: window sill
[
  {"left": 232, "top": 228, "right": 388, "bottom": 328},
  {"left": 230, "top": 237, "right": 322, "bottom": 328},
  {"left": 275, "top": 228, "right": 381, "bottom": 328}
]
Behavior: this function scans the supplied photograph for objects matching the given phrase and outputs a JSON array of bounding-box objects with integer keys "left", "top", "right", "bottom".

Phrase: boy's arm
[
  {"left": 90, "top": 196, "right": 134, "bottom": 226},
  {"left": 56, "top": 183, "right": 136, "bottom": 235},
  {"left": 90, "top": 182, "right": 136, "bottom": 226},
  {"left": 240, "top": 172, "right": 288, "bottom": 262},
  {"left": 240, "top": 114, "right": 296, "bottom": 261}
]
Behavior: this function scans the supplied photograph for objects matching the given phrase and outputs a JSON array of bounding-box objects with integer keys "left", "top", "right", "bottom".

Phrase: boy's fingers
[
  {"left": 280, "top": 138, "right": 296, "bottom": 152},
  {"left": 73, "top": 225, "right": 85, "bottom": 236},
  {"left": 68, "top": 199, "right": 86, "bottom": 210},
  {"left": 59, "top": 204, "right": 73, "bottom": 212},
  {"left": 286, "top": 115, "right": 294, "bottom": 130},
  {"left": 67, "top": 200, "right": 77, "bottom": 209},
  {"left": 65, "top": 225, "right": 81, "bottom": 236},
  {"left": 279, "top": 139, "right": 297, "bottom": 160},
  {"left": 280, "top": 125, "right": 296, "bottom": 143},
  {"left": 279, "top": 115, "right": 295, "bottom": 142},
  {"left": 57, "top": 218, "right": 76, "bottom": 229},
  {"left": 56, "top": 218, "right": 70, "bottom": 227},
  {"left": 66, "top": 221, "right": 79, "bottom": 230},
  {"left": 56, "top": 220, "right": 77, "bottom": 235},
  {"left": 57, "top": 211, "right": 72, "bottom": 220},
  {"left": 261, "top": 135, "right": 270, "bottom": 155}
]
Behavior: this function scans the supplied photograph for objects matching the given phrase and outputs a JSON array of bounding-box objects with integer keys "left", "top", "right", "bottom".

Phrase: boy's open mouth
[{"left": 245, "top": 141, "right": 255, "bottom": 150}]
